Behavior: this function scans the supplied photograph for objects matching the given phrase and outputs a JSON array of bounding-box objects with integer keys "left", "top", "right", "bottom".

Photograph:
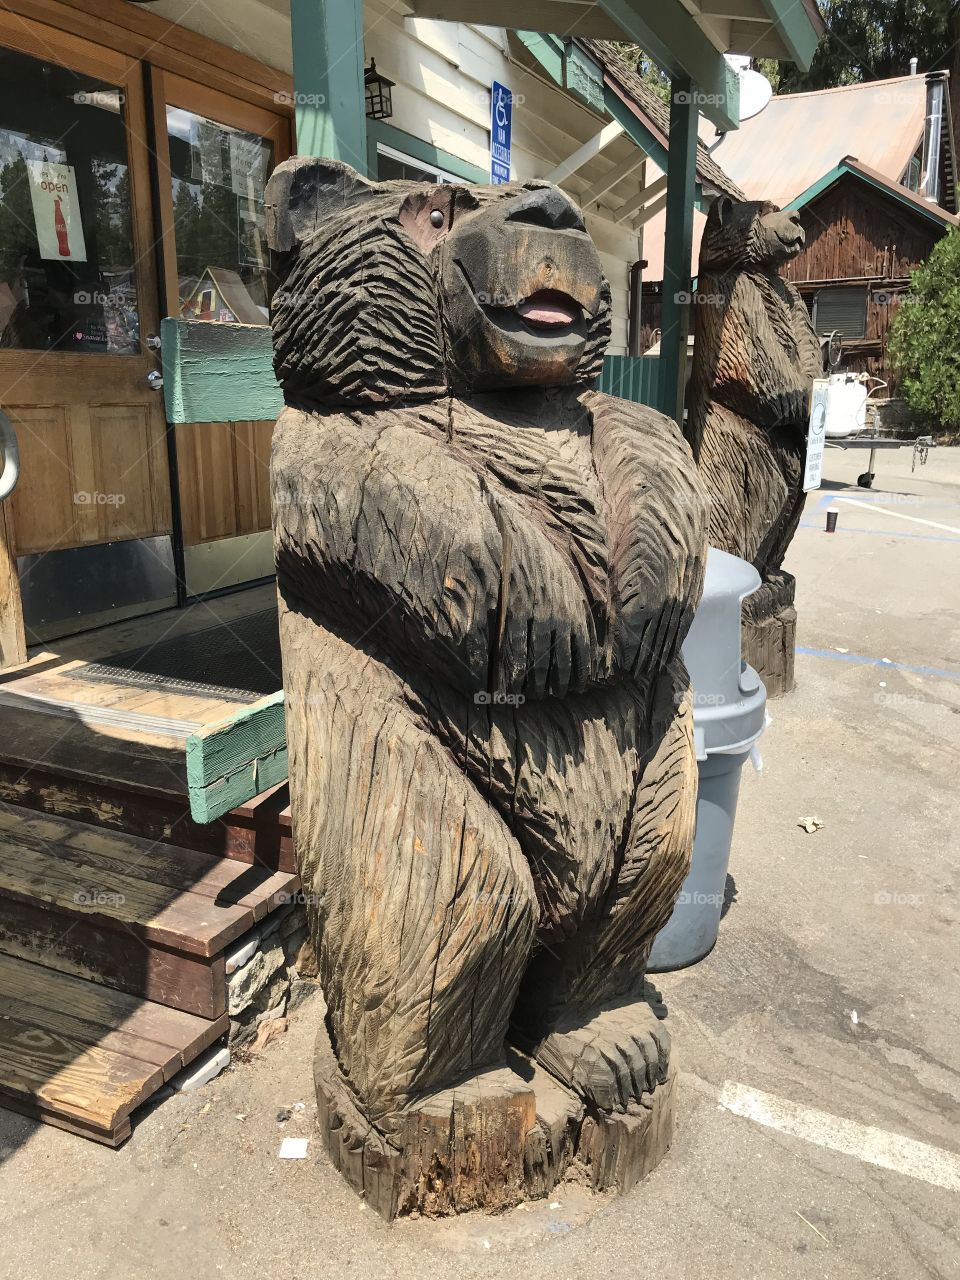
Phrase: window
[
  {"left": 375, "top": 142, "right": 460, "bottom": 184},
  {"left": 166, "top": 105, "right": 275, "bottom": 325},
  {"left": 813, "top": 286, "right": 868, "bottom": 340},
  {"left": 0, "top": 45, "right": 140, "bottom": 353}
]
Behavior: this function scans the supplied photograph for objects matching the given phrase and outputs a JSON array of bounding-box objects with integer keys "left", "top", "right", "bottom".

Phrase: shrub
[{"left": 889, "top": 229, "right": 960, "bottom": 432}]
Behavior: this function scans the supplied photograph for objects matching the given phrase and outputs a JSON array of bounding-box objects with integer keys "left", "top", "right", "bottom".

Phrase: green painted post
[
  {"left": 658, "top": 76, "right": 699, "bottom": 426},
  {"left": 290, "top": 0, "right": 367, "bottom": 171}
]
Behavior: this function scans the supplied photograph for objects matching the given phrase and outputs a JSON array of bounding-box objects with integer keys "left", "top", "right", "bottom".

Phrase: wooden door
[
  {"left": 0, "top": 16, "right": 172, "bottom": 652},
  {"left": 150, "top": 71, "right": 292, "bottom": 597}
]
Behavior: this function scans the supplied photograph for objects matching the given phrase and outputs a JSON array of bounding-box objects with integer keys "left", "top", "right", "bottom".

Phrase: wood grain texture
[
  {"left": 687, "top": 197, "right": 823, "bottom": 582},
  {"left": 268, "top": 160, "right": 706, "bottom": 1214},
  {"left": 687, "top": 197, "right": 822, "bottom": 695}
]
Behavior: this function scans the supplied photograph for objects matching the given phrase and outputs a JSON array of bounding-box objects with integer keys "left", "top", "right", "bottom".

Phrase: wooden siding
[{"left": 784, "top": 174, "right": 947, "bottom": 391}]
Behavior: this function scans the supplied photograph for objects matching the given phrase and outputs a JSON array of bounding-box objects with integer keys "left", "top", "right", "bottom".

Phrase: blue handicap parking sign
[{"left": 490, "top": 81, "right": 512, "bottom": 184}]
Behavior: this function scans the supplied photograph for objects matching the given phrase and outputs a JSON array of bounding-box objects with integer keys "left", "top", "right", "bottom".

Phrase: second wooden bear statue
[
  {"left": 266, "top": 159, "right": 709, "bottom": 1219},
  {"left": 687, "top": 195, "right": 823, "bottom": 695}
]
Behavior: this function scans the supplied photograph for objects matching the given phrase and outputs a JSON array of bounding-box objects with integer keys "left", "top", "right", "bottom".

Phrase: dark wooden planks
[
  {"left": 0, "top": 953, "right": 228, "bottom": 1144},
  {"left": 0, "top": 801, "right": 296, "bottom": 955},
  {"left": 0, "top": 757, "right": 295, "bottom": 872},
  {"left": 0, "top": 897, "right": 227, "bottom": 1018}
]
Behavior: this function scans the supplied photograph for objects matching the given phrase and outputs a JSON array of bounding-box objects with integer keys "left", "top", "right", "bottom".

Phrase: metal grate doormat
[{"left": 76, "top": 608, "right": 283, "bottom": 704}]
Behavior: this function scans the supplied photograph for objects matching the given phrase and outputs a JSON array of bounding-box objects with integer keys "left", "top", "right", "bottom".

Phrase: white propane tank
[{"left": 824, "top": 373, "right": 868, "bottom": 438}]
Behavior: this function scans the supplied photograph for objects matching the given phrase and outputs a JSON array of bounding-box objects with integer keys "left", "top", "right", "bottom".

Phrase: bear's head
[
  {"left": 699, "top": 195, "right": 804, "bottom": 272},
  {"left": 265, "top": 158, "right": 611, "bottom": 405}
]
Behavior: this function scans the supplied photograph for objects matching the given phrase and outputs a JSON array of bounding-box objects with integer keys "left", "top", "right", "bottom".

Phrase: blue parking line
[{"left": 796, "top": 647, "right": 960, "bottom": 682}]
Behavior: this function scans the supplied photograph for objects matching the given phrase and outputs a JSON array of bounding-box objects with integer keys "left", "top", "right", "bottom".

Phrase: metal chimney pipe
[
  {"left": 910, "top": 56, "right": 919, "bottom": 74},
  {"left": 921, "top": 74, "right": 945, "bottom": 204}
]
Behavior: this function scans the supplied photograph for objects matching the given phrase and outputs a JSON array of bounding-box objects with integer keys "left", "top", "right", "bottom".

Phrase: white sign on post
[
  {"left": 26, "top": 160, "right": 87, "bottom": 263},
  {"left": 803, "top": 378, "right": 829, "bottom": 492}
]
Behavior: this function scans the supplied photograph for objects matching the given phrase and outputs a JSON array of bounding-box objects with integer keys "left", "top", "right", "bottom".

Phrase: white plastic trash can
[{"left": 648, "top": 548, "right": 767, "bottom": 971}]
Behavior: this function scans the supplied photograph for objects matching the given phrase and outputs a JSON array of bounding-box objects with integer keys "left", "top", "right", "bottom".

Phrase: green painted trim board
[
  {"left": 161, "top": 319, "right": 280, "bottom": 425},
  {"left": 290, "top": 0, "right": 367, "bottom": 171},
  {"left": 186, "top": 691, "right": 288, "bottom": 824},
  {"left": 367, "top": 119, "right": 488, "bottom": 183}
]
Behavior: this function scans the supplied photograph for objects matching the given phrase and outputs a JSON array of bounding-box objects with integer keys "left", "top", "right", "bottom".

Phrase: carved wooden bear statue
[
  {"left": 265, "top": 158, "right": 708, "bottom": 1219},
  {"left": 687, "top": 195, "right": 823, "bottom": 695}
]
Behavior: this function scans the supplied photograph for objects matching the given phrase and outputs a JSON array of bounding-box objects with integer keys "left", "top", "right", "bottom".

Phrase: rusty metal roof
[{"left": 706, "top": 75, "right": 929, "bottom": 207}]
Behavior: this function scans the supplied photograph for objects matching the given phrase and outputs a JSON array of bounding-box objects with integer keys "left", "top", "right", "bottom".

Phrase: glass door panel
[
  {"left": 0, "top": 20, "right": 173, "bottom": 642},
  {"left": 153, "top": 71, "right": 290, "bottom": 598}
]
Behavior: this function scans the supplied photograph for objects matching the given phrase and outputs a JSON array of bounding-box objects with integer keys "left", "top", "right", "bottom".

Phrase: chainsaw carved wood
[
  {"left": 266, "top": 159, "right": 708, "bottom": 1218},
  {"left": 687, "top": 196, "right": 823, "bottom": 695}
]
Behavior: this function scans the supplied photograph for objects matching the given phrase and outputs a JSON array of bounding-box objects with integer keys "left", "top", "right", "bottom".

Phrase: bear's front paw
[{"left": 533, "top": 1001, "right": 671, "bottom": 1113}]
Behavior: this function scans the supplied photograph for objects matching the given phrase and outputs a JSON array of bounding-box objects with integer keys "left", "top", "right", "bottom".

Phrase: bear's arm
[
  {"left": 272, "top": 405, "right": 598, "bottom": 700},
  {"left": 788, "top": 280, "right": 825, "bottom": 385},
  {"left": 709, "top": 275, "right": 815, "bottom": 429},
  {"left": 272, "top": 406, "right": 502, "bottom": 696},
  {"left": 583, "top": 390, "right": 709, "bottom": 675}
]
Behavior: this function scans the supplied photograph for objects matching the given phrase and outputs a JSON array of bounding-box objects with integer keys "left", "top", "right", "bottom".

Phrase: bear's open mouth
[
  {"left": 775, "top": 230, "right": 804, "bottom": 256},
  {"left": 515, "top": 289, "right": 582, "bottom": 330}
]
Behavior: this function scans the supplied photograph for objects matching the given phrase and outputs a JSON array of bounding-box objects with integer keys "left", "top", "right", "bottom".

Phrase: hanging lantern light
[{"left": 364, "top": 59, "right": 395, "bottom": 121}]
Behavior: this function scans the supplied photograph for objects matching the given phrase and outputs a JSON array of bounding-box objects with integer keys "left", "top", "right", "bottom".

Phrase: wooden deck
[{"left": 0, "top": 587, "right": 298, "bottom": 1143}]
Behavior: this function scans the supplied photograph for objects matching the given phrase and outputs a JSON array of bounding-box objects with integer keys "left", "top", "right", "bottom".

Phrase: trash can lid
[{"left": 682, "top": 548, "right": 767, "bottom": 759}]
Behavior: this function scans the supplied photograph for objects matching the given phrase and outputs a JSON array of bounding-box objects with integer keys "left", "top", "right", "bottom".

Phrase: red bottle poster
[{"left": 26, "top": 160, "right": 87, "bottom": 263}]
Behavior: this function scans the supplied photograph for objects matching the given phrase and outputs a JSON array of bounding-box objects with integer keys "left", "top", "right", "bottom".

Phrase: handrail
[{"left": 0, "top": 410, "right": 19, "bottom": 502}]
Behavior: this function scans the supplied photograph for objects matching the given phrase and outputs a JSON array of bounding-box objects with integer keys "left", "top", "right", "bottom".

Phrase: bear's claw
[{"left": 532, "top": 1001, "right": 671, "bottom": 1114}]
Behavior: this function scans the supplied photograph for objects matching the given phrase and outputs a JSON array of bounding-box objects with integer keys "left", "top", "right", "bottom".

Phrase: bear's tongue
[{"left": 516, "top": 290, "right": 579, "bottom": 328}]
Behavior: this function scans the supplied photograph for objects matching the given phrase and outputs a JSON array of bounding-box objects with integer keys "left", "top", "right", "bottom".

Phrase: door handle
[{"left": 0, "top": 410, "right": 20, "bottom": 502}]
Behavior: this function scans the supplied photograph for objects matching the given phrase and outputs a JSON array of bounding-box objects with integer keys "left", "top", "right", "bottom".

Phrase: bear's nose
[{"left": 505, "top": 187, "right": 585, "bottom": 232}]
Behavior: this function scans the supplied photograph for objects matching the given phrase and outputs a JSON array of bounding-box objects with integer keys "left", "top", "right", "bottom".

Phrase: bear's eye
[{"left": 430, "top": 209, "right": 444, "bottom": 228}]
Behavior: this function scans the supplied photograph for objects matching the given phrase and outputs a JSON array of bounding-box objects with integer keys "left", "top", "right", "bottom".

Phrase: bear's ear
[
  {"left": 713, "top": 194, "right": 735, "bottom": 226},
  {"left": 266, "top": 157, "right": 378, "bottom": 252}
]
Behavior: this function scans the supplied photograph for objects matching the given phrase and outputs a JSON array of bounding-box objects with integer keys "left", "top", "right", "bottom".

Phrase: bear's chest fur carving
[{"left": 272, "top": 385, "right": 705, "bottom": 700}]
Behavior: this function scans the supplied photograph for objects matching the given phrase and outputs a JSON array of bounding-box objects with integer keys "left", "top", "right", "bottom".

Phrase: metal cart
[{"left": 821, "top": 368, "right": 935, "bottom": 488}]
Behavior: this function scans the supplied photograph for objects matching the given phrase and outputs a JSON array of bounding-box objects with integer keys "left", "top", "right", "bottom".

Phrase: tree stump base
[
  {"left": 741, "top": 571, "right": 797, "bottom": 698},
  {"left": 314, "top": 1014, "right": 677, "bottom": 1220}
]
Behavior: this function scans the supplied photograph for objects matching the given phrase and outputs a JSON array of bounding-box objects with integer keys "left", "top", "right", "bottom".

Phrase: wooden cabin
[{"left": 782, "top": 157, "right": 959, "bottom": 393}]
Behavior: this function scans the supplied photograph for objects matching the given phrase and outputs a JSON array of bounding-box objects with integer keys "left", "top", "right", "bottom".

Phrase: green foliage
[
  {"left": 889, "top": 230, "right": 960, "bottom": 430},
  {"left": 606, "top": 42, "right": 671, "bottom": 103},
  {"left": 775, "top": 0, "right": 955, "bottom": 92}
]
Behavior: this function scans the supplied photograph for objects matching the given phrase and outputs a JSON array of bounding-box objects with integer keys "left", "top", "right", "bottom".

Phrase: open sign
[{"left": 26, "top": 160, "right": 87, "bottom": 263}]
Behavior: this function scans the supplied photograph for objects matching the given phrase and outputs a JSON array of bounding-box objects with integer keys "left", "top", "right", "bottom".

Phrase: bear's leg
[
  {"left": 510, "top": 675, "right": 697, "bottom": 1122},
  {"left": 279, "top": 605, "right": 540, "bottom": 1216}
]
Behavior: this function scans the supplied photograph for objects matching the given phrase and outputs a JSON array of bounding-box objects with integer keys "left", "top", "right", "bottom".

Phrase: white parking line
[
  {"left": 833, "top": 497, "right": 960, "bottom": 537},
  {"left": 719, "top": 1082, "right": 960, "bottom": 1193}
]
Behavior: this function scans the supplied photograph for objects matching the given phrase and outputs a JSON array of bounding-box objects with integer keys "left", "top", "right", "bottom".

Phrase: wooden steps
[
  {"left": 0, "top": 802, "right": 298, "bottom": 1018},
  {"left": 0, "top": 703, "right": 294, "bottom": 871},
  {"left": 0, "top": 953, "right": 229, "bottom": 1145}
]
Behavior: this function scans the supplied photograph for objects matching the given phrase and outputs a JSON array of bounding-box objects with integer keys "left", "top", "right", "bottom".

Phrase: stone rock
[
  {"left": 252, "top": 1016, "right": 288, "bottom": 1052},
  {"left": 225, "top": 931, "right": 260, "bottom": 975},
  {"left": 227, "top": 941, "right": 285, "bottom": 1016}
]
